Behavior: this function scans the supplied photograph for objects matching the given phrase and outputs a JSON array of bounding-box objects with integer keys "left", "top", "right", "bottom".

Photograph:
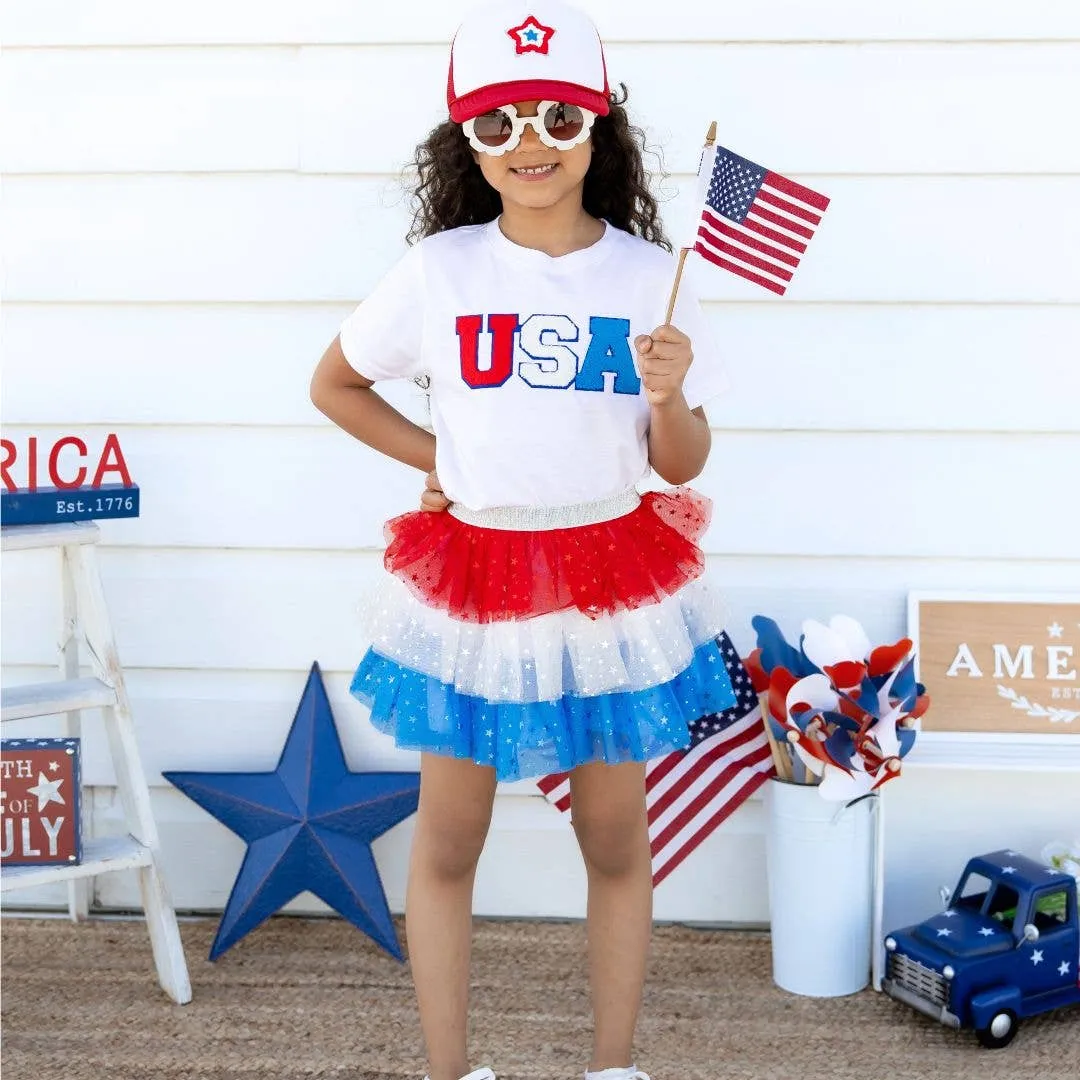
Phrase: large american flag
[
  {"left": 692, "top": 144, "right": 830, "bottom": 296},
  {"left": 537, "top": 633, "right": 775, "bottom": 887}
]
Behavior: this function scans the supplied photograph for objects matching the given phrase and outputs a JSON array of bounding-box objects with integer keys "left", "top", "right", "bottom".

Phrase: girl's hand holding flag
[{"left": 635, "top": 324, "right": 695, "bottom": 408}]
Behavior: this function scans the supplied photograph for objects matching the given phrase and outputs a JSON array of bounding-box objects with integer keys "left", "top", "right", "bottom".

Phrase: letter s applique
[{"left": 516, "top": 315, "right": 580, "bottom": 389}]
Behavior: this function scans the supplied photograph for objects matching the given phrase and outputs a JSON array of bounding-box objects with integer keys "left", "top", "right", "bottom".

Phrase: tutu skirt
[{"left": 350, "top": 487, "right": 737, "bottom": 781}]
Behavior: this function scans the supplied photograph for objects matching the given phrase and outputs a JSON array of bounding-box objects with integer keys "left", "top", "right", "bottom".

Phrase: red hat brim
[{"left": 450, "top": 79, "right": 610, "bottom": 123}]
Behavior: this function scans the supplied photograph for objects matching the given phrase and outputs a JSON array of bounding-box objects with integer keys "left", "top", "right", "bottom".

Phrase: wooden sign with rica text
[
  {"left": 910, "top": 595, "right": 1080, "bottom": 734},
  {"left": 0, "top": 433, "right": 138, "bottom": 526}
]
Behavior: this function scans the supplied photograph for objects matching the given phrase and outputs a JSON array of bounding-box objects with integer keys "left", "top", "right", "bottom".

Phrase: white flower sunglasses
[{"left": 462, "top": 101, "right": 597, "bottom": 156}]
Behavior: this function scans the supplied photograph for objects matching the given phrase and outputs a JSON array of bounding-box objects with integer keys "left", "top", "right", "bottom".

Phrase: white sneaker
[
  {"left": 423, "top": 1070, "right": 496, "bottom": 1080},
  {"left": 585, "top": 1069, "right": 650, "bottom": 1080}
]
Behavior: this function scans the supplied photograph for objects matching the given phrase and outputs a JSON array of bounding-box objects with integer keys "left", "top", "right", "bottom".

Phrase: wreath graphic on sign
[{"left": 997, "top": 684, "right": 1079, "bottom": 725}]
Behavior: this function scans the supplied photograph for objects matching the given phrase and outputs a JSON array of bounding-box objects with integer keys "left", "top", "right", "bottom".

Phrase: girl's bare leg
[
  {"left": 406, "top": 753, "right": 498, "bottom": 1080},
  {"left": 569, "top": 760, "right": 653, "bottom": 1072}
]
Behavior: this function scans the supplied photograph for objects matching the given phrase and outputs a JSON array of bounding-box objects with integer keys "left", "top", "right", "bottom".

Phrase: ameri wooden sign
[{"left": 910, "top": 594, "right": 1080, "bottom": 735}]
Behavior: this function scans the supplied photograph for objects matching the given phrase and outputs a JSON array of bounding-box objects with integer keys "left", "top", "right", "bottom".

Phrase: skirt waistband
[{"left": 447, "top": 489, "right": 641, "bottom": 531}]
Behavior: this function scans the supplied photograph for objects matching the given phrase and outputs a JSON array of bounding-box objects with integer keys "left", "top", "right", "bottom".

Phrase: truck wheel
[{"left": 976, "top": 1009, "right": 1019, "bottom": 1049}]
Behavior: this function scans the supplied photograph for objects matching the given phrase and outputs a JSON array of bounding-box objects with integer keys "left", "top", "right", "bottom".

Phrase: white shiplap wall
[{"left": 3, "top": 2, "right": 1079, "bottom": 930}]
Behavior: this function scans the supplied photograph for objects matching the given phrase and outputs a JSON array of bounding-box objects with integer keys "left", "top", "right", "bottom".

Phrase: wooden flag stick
[
  {"left": 788, "top": 730, "right": 817, "bottom": 785},
  {"left": 663, "top": 248, "right": 689, "bottom": 326},
  {"left": 663, "top": 120, "right": 717, "bottom": 324}
]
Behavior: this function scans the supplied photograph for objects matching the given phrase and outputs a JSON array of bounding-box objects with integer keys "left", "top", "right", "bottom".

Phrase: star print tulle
[
  {"left": 350, "top": 487, "right": 737, "bottom": 781},
  {"left": 381, "top": 488, "right": 711, "bottom": 622}
]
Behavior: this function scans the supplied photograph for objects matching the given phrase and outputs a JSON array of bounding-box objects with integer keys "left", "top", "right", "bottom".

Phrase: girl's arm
[
  {"left": 638, "top": 325, "right": 712, "bottom": 485},
  {"left": 648, "top": 400, "right": 711, "bottom": 485},
  {"left": 309, "top": 335, "right": 436, "bottom": 474}
]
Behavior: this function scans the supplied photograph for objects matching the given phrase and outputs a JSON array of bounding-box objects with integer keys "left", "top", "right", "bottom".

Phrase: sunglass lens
[
  {"left": 471, "top": 110, "right": 514, "bottom": 148},
  {"left": 543, "top": 103, "right": 585, "bottom": 143}
]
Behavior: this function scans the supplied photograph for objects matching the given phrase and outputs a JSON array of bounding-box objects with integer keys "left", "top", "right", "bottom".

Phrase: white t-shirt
[{"left": 339, "top": 219, "right": 729, "bottom": 511}]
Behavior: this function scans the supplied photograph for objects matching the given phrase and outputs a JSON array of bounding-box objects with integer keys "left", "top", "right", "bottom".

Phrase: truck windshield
[
  {"left": 954, "top": 871, "right": 1021, "bottom": 931},
  {"left": 955, "top": 871, "right": 992, "bottom": 911}
]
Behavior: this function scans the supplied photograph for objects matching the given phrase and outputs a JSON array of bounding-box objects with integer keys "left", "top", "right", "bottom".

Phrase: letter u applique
[{"left": 457, "top": 314, "right": 519, "bottom": 388}]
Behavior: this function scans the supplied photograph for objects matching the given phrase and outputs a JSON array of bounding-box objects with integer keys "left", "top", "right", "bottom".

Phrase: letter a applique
[{"left": 575, "top": 317, "right": 640, "bottom": 395}]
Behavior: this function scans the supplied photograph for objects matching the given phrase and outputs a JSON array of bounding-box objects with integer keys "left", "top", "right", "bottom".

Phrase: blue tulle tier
[{"left": 350, "top": 637, "right": 738, "bottom": 781}]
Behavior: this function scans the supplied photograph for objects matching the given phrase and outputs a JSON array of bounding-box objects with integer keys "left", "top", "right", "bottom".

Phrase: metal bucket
[{"left": 764, "top": 778, "right": 877, "bottom": 996}]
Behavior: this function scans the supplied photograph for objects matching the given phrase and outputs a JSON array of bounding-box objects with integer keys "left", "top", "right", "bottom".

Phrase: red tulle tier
[{"left": 382, "top": 488, "right": 711, "bottom": 623}]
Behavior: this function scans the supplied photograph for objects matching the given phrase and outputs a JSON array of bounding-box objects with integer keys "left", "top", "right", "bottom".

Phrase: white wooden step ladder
[{"left": 1, "top": 521, "right": 192, "bottom": 1004}]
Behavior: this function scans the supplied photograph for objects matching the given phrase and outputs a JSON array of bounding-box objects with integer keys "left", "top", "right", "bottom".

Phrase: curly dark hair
[{"left": 404, "top": 86, "right": 671, "bottom": 251}]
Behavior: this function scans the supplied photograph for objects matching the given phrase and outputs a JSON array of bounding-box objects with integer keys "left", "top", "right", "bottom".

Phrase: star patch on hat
[{"left": 508, "top": 15, "right": 555, "bottom": 54}]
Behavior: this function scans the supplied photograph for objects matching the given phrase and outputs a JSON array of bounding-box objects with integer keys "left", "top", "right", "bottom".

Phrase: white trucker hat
[{"left": 447, "top": 1, "right": 610, "bottom": 123}]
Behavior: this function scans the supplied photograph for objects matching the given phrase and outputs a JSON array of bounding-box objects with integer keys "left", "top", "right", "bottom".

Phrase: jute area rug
[{"left": 2, "top": 915, "right": 1076, "bottom": 1080}]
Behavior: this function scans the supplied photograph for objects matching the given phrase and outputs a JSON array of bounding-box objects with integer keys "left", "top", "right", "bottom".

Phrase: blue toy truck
[{"left": 882, "top": 849, "right": 1080, "bottom": 1048}]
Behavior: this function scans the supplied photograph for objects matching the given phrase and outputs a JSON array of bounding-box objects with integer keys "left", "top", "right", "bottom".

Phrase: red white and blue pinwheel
[{"left": 745, "top": 615, "right": 929, "bottom": 801}]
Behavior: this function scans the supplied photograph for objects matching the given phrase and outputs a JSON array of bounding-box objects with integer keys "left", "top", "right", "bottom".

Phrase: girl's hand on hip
[
  {"left": 635, "top": 324, "right": 693, "bottom": 409},
  {"left": 420, "top": 469, "right": 450, "bottom": 512}
]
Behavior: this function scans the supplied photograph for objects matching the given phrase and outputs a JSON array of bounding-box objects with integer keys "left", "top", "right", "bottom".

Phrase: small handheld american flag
[{"left": 689, "top": 137, "right": 830, "bottom": 297}]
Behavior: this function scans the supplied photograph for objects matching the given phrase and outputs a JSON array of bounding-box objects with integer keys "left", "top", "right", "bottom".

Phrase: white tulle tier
[{"left": 362, "top": 573, "right": 728, "bottom": 704}]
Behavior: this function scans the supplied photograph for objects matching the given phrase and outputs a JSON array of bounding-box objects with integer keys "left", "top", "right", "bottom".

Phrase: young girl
[{"left": 310, "top": 4, "right": 735, "bottom": 1078}]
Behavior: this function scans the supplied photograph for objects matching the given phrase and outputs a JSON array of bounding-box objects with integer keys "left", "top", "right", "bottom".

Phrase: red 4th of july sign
[{"left": 1, "top": 739, "right": 82, "bottom": 866}]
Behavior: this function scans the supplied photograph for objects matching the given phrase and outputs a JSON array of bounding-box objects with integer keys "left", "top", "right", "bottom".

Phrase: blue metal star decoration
[{"left": 164, "top": 663, "right": 420, "bottom": 962}]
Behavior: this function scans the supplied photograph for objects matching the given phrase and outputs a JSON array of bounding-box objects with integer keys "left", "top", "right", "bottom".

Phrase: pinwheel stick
[
  {"left": 786, "top": 730, "right": 817, "bottom": 785},
  {"left": 761, "top": 704, "right": 793, "bottom": 781},
  {"left": 664, "top": 121, "right": 717, "bottom": 324}
]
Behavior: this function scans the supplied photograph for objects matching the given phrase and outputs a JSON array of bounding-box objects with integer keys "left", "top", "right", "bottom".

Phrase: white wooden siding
[
  {"left": 6, "top": 44, "right": 1080, "bottom": 175},
  {"left": 7, "top": 547, "right": 1080, "bottom": 784},
  {"left": 3, "top": 1, "right": 1078, "bottom": 921},
  {"left": 5, "top": 304, "right": 1078, "bottom": 431},
  {"left": 5, "top": 175, "right": 1079, "bottom": 301},
  {"left": 6, "top": 1, "right": 1080, "bottom": 46},
  {"left": 1, "top": 424, "right": 1077, "bottom": 556}
]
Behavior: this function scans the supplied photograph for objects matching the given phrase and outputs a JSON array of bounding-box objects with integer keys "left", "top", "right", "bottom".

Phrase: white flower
[{"left": 1041, "top": 840, "right": 1080, "bottom": 882}]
